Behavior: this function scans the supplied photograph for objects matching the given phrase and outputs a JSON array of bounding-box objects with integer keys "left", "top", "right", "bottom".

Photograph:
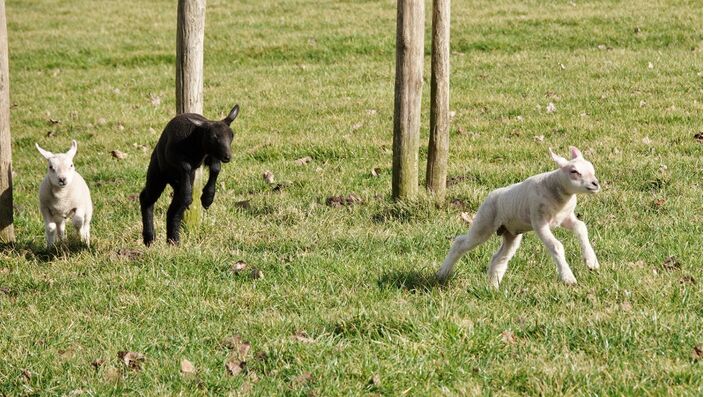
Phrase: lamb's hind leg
[
  {"left": 436, "top": 214, "right": 495, "bottom": 283},
  {"left": 487, "top": 232, "right": 523, "bottom": 289},
  {"left": 72, "top": 211, "right": 91, "bottom": 247},
  {"left": 140, "top": 158, "right": 167, "bottom": 246}
]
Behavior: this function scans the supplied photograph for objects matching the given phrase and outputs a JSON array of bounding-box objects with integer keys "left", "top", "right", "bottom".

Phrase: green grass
[{"left": 1, "top": 0, "right": 701, "bottom": 395}]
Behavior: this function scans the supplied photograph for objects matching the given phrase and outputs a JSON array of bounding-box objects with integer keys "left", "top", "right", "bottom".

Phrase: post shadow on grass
[
  {"left": 0, "top": 240, "right": 90, "bottom": 263},
  {"left": 377, "top": 269, "right": 441, "bottom": 293}
]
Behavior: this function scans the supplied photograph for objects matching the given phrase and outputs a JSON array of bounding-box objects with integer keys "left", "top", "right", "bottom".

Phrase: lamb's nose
[
  {"left": 58, "top": 177, "right": 66, "bottom": 184},
  {"left": 591, "top": 181, "right": 600, "bottom": 189},
  {"left": 222, "top": 154, "right": 231, "bottom": 163}
]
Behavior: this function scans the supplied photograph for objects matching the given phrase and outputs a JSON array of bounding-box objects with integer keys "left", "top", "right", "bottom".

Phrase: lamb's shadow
[
  {"left": 0, "top": 240, "right": 90, "bottom": 263},
  {"left": 377, "top": 270, "right": 441, "bottom": 293}
]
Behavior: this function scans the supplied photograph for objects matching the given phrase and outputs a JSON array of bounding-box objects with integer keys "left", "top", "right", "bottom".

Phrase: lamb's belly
[{"left": 503, "top": 220, "right": 532, "bottom": 235}]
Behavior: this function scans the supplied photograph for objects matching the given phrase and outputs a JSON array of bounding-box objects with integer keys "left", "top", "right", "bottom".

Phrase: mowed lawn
[{"left": 1, "top": 0, "right": 701, "bottom": 395}]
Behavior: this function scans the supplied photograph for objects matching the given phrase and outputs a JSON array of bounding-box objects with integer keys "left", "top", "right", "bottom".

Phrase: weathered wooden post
[
  {"left": 425, "top": 0, "right": 450, "bottom": 200},
  {"left": 176, "top": 0, "right": 206, "bottom": 228},
  {"left": 392, "top": 0, "right": 424, "bottom": 201},
  {"left": 0, "top": 0, "right": 14, "bottom": 243}
]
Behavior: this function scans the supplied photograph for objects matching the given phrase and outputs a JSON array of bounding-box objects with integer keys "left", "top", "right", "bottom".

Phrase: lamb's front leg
[
  {"left": 534, "top": 222, "right": 577, "bottom": 285},
  {"left": 561, "top": 213, "right": 599, "bottom": 270},
  {"left": 166, "top": 166, "right": 194, "bottom": 245},
  {"left": 200, "top": 156, "right": 221, "bottom": 210}
]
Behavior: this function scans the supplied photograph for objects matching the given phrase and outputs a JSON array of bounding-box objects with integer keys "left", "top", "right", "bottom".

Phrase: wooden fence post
[
  {"left": 0, "top": 0, "right": 14, "bottom": 243},
  {"left": 392, "top": 0, "right": 424, "bottom": 201},
  {"left": 425, "top": 0, "right": 450, "bottom": 200},
  {"left": 176, "top": 0, "right": 206, "bottom": 227}
]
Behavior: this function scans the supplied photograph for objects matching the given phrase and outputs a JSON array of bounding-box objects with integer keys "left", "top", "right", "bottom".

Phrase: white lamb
[
  {"left": 436, "top": 146, "right": 600, "bottom": 288},
  {"left": 36, "top": 140, "right": 93, "bottom": 247}
]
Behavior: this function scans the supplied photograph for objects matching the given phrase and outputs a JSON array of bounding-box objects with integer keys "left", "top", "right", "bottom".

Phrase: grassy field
[{"left": 1, "top": 0, "right": 701, "bottom": 395}]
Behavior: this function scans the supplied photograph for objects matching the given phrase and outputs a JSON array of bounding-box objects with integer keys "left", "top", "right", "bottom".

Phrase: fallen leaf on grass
[
  {"left": 533, "top": 135, "right": 545, "bottom": 142},
  {"left": 294, "top": 156, "right": 312, "bottom": 166},
  {"left": 234, "top": 200, "right": 251, "bottom": 209},
  {"left": 371, "top": 168, "right": 381, "bottom": 177},
  {"left": 91, "top": 359, "right": 105, "bottom": 369},
  {"left": 115, "top": 249, "right": 142, "bottom": 261},
  {"left": 647, "top": 62, "right": 654, "bottom": 69},
  {"left": 695, "top": 132, "right": 703, "bottom": 143},
  {"left": 97, "top": 117, "right": 107, "bottom": 126},
  {"left": 326, "top": 193, "right": 363, "bottom": 207},
  {"left": 641, "top": 136, "right": 652, "bottom": 145},
  {"left": 351, "top": 122, "right": 363, "bottom": 130},
  {"left": 692, "top": 344, "right": 703, "bottom": 361},
  {"left": 460, "top": 212, "right": 474, "bottom": 224},
  {"left": 262, "top": 171, "right": 275, "bottom": 184},
  {"left": 21, "top": 369, "right": 32, "bottom": 381},
  {"left": 680, "top": 275, "right": 696, "bottom": 285},
  {"left": 48, "top": 118, "right": 60, "bottom": 125},
  {"left": 46, "top": 130, "right": 56, "bottom": 138},
  {"left": 150, "top": 94, "right": 161, "bottom": 107},
  {"left": 111, "top": 150, "right": 127, "bottom": 160},
  {"left": 662, "top": 256, "right": 681, "bottom": 271},
  {"left": 366, "top": 109, "right": 377, "bottom": 116},
  {"left": 250, "top": 268, "right": 264, "bottom": 280},
  {"left": 180, "top": 359, "right": 196, "bottom": 375},
  {"left": 653, "top": 198, "right": 666, "bottom": 207},
  {"left": 225, "top": 357, "right": 246, "bottom": 376},
  {"left": 639, "top": 100, "right": 647, "bottom": 108},
  {"left": 500, "top": 330, "right": 516, "bottom": 345},
  {"left": 546, "top": 102, "right": 556, "bottom": 113},
  {"left": 292, "top": 331, "right": 315, "bottom": 344},
  {"left": 127, "top": 194, "right": 139, "bottom": 201},
  {"left": 118, "top": 351, "right": 145, "bottom": 371},
  {"left": 230, "top": 260, "right": 248, "bottom": 274},
  {"left": 368, "top": 373, "right": 381, "bottom": 387},
  {"left": 597, "top": 44, "right": 608, "bottom": 50},
  {"left": 291, "top": 371, "right": 313, "bottom": 388}
]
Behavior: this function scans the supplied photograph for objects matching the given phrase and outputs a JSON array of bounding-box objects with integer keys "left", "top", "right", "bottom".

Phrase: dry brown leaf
[
  {"left": 291, "top": 371, "right": 312, "bottom": 387},
  {"left": 262, "top": 171, "right": 275, "bottom": 184},
  {"left": 251, "top": 268, "right": 264, "bottom": 280},
  {"left": 115, "top": 248, "right": 141, "bottom": 261},
  {"left": 639, "top": 100, "right": 647, "bottom": 108},
  {"left": 534, "top": 135, "right": 545, "bottom": 142},
  {"left": 680, "top": 275, "right": 696, "bottom": 285},
  {"left": 500, "top": 330, "right": 516, "bottom": 345},
  {"left": 48, "top": 118, "right": 60, "bottom": 125},
  {"left": 546, "top": 102, "right": 556, "bottom": 113},
  {"left": 326, "top": 193, "right": 363, "bottom": 207},
  {"left": 653, "top": 198, "right": 666, "bottom": 207},
  {"left": 111, "top": 150, "right": 127, "bottom": 160},
  {"left": 460, "top": 212, "right": 474, "bottom": 224},
  {"left": 234, "top": 200, "right": 251, "bottom": 209},
  {"left": 118, "top": 351, "right": 145, "bottom": 371},
  {"left": 127, "top": 194, "right": 139, "bottom": 201},
  {"left": 225, "top": 356, "right": 245, "bottom": 376},
  {"left": 692, "top": 344, "right": 703, "bottom": 361},
  {"left": 180, "top": 359, "right": 196, "bottom": 375},
  {"left": 292, "top": 331, "right": 315, "bottom": 344},
  {"left": 662, "top": 256, "right": 681, "bottom": 271},
  {"left": 294, "top": 156, "right": 312, "bottom": 166},
  {"left": 91, "top": 359, "right": 105, "bottom": 370},
  {"left": 371, "top": 168, "right": 381, "bottom": 177},
  {"left": 21, "top": 369, "right": 32, "bottom": 381},
  {"left": 695, "top": 132, "right": 703, "bottom": 143},
  {"left": 368, "top": 373, "right": 381, "bottom": 387},
  {"left": 231, "top": 260, "right": 248, "bottom": 274}
]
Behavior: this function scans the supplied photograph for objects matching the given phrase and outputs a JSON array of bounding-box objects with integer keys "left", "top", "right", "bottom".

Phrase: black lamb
[{"left": 139, "top": 104, "right": 240, "bottom": 246}]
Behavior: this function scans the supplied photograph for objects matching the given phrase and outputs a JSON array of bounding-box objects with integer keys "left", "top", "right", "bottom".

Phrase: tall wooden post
[
  {"left": 0, "top": 0, "right": 14, "bottom": 243},
  {"left": 392, "top": 0, "right": 424, "bottom": 201},
  {"left": 426, "top": 0, "right": 450, "bottom": 200},
  {"left": 176, "top": 0, "right": 205, "bottom": 227}
]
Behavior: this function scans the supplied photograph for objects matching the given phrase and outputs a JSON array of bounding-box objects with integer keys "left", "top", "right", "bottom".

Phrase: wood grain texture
[{"left": 0, "top": 0, "right": 14, "bottom": 242}]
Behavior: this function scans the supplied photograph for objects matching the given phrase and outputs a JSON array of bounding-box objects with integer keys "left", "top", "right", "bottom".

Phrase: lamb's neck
[{"left": 543, "top": 171, "right": 574, "bottom": 206}]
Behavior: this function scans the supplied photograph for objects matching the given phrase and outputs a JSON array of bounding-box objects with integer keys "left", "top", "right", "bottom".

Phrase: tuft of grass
[{"left": 0, "top": 0, "right": 701, "bottom": 395}]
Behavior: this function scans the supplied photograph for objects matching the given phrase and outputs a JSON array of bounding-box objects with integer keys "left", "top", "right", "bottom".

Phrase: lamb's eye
[
  {"left": 70, "top": 164, "right": 74, "bottom": 168},
  {"left": 570, "top": 169, "right": 581, "bottom": 176},
  {"left": 49, "top": 165, "right": 54, "bottom": 171}
]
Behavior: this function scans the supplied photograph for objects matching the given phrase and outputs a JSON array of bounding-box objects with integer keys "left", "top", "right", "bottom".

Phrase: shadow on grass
[
  {"left": 0, "top": 240, "right": 90, "bottom": 263},
  {"left": 377, "top": 270, "right": 441, "bottom": 293}
]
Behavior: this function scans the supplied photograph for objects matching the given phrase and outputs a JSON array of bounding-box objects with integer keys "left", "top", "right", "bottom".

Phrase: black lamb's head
[{"left": 190, "top": 104, "right": 239, "bottom": 163}]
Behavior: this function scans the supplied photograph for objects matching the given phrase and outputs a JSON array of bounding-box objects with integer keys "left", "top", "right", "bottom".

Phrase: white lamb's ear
[
  {"left": 569, "top": 146, "right": 583, "bottom": 159},
  {"left": 66, "top": 140, "right": 78, "bottom": 158},
  {"left": 36, "top": 143, "right": 53, "bottom": 159},
  {"left": 549, "top": 147, "right": 568, "bottom": 167}
]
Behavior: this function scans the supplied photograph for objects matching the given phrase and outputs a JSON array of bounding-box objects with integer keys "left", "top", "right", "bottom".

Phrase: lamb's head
[
  {"left": 189, "top": 104, "right": 239, "bottom": 163},
  {"left": 549, "top": 146, "right": 600, "bottom": 194},
  {"left": 36, "top": 140, "right": 78, "bottom": 188}
]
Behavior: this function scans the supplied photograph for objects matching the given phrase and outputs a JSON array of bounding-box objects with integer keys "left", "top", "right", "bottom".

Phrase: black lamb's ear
[
  {"left": 223, "top": 104, "right": 239, "bottom": 125},
  {"left": 186, "top": 117, "right": 206, "bottom": 128}
]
